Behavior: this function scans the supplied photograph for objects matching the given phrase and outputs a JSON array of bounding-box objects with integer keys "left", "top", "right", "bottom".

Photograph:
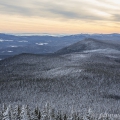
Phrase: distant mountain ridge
[
  {"left": 0, "top": 33, "right": 120, "bottom": 60},
  {"left": 55, "top": 38, "right": 120, "bottom": 54}
]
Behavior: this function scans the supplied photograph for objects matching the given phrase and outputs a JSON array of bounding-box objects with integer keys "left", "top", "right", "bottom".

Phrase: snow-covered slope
[{"left": 0, "top": 38, "right": 120, "bottom": 114}]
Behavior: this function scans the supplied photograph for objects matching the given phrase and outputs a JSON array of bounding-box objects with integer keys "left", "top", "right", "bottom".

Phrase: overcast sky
[{"left": 0, "top": 0, "right": 120, "bottom": 34}]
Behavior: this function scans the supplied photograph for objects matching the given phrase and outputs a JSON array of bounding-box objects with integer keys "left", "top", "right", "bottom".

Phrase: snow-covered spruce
[{"left": 0, "top": 104, "right": 120, "bottom": 120}]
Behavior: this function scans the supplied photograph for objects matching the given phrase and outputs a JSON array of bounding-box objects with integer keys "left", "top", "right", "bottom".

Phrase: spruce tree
[
  {"left": 12, "top": 105, "right": 21, "bottom": 120},
  {"left": 2, "top": 105, "right": 12, "bottom": 120},
  {"left": 20, "top": 105, "right": 30, "bottom": 120},
  {"left": 30, "top": 107, "right": 41, "bottom": 120}
]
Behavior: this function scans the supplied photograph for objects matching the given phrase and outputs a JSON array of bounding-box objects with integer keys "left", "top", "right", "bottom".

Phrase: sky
[{"left": 0, "top": 0, "right": 120, "bottom": 34}]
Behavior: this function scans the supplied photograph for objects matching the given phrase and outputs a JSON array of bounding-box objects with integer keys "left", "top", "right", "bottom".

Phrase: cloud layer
[
  {"left": 0, "top": 0, "right": 120, "bottom": 21},
  {"left": 0, "top": 0, "right": 120, "bottom": 33}
]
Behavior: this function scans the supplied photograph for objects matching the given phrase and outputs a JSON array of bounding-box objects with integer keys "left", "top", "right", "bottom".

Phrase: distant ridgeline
[{"left": 0, "top": 33, "right": 120, "bottom": 60}]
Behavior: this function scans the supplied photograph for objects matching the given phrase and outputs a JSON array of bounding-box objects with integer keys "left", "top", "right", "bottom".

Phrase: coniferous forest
[
  {"left": 0, "top": 38, "right": 120, "bottom": 119},
  {"left": 1, "top": 103, "right": 120, "bottom": 120}
]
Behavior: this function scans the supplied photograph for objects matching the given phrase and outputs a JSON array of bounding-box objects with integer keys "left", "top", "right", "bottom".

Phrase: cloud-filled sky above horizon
[{"left": 0, "top": 0, "right": 120, "bottom": 34}]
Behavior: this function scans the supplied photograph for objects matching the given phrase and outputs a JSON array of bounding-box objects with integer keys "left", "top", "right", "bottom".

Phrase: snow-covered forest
[
  {"left": 0, "top": 103, "right": 120, "bottom": 120},
  {"left": 0, "top": 38, "right": 120, "bottom": 119}
]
